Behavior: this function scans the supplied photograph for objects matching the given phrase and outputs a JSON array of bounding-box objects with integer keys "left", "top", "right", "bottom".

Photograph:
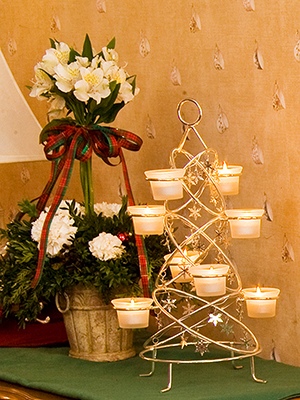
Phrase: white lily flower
[
  {"left": 117, "top": 80, "right": 137, "bottom": 104},
  {"left": 74, "top": 67, "right": 110, "bottom": 104},
  {"left": 91, "top": 55, "right": 100, "bottom": 69},
  {"left": 42, "top": 42, "right": 70, "bottom": 75},
  {"left": 54, "top": 62, "right": 81, "bottom": 93},
  {"left": 102, "top": 47, "right": 119, "bottom": 63},
  {"left": 102, "top": 62, "right": 126, "bottom": 84},
  {"left": 75, "top": 56, "right": 90, "bottom": 68},
  {"left": 29, "top": 63, "right": 54, "bottom": 99},
  {"left": 47, "top": 95, "right": 66, "bottom": 120}
]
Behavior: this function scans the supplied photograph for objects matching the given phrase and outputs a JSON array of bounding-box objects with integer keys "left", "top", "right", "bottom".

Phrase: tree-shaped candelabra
[
  {"left": 131, "top": 99, "right": 280, "bottom": 392},
  {"left": 112, "top": 99, "right": 280, "bottom": 391}
]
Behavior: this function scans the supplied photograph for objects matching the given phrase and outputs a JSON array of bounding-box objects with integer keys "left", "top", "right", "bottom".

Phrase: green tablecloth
[{"left": 0, "top": 345, "right": 299, "bottom": 400}]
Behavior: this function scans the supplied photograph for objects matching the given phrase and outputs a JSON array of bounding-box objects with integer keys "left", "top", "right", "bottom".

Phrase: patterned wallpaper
[{"left": 1, "top": 0, "right": 300, "bottom": 366}]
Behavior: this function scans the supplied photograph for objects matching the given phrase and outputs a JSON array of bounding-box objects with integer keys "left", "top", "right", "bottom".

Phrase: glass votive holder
[
  {"left": 216, "top": 163, "right": 243, "bottom": 196},
  {"left": 144, "top": 168, "right": 185, "bottom": 200},
  {"left": 164, "top": 250, "right": 199, "bottom": 282},
  {"left": 190, "top": 264, "right": 229, "bottom": 297},
  {"left": 127, "top": 205, "right": 165, "bottom": 235},
  {"left": 225, "top": 209, "right": 264, "bottom": 238},
  {"left": 242, "top": 287, "right": 280, "bottom": 318},
  {"left": 111, "top": 298, "right": 153, "bottom": 329}
]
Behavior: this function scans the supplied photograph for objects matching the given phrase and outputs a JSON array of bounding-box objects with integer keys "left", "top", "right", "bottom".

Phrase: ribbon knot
[{"left": 32, "top": 123, "right": 150, "bottom": 298}]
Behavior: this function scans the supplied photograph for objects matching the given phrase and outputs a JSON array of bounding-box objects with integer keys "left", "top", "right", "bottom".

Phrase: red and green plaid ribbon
[{"left": 32, "top": 123, "right": 151, "bottom": 298}]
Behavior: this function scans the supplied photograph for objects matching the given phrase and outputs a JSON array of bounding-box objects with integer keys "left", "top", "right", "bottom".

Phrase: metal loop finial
[{"left": 177, "top": 98, "right": 203, "bottom": 126}]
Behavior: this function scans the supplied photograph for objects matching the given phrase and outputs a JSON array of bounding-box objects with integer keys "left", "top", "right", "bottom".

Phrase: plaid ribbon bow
[{"left": 32, "top": 123, "right": 150, "bottom": 298}]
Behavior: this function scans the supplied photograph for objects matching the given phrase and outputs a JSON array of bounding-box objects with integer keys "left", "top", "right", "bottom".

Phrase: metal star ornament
[
  {"left": 195, "top": 339, "right": 210, "bottom": 356},
  {"left": 208, "top": 313, "right": 223, "bottom": 327},
  {"left": 161, "top": 295, "right": 177, "bottom": 313}
]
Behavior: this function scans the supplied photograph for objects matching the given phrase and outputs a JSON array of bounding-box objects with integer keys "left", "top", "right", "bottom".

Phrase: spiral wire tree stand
[{"left": 139, "top": 99, "right": 266, "bottom": 392}]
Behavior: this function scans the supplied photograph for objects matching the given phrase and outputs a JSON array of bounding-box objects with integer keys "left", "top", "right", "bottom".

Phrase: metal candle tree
[{"left": 134, "top": 99, "right": 279, "bottom": 392}]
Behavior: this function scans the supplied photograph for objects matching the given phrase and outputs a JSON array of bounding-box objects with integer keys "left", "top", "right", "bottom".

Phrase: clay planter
[{"left": 55, "top": 285, "right": 135, "bottom": 362}]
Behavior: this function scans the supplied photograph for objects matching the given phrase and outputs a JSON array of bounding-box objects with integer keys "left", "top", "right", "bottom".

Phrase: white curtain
[{"left": 0, "top": 49, "right": 44, "bottom": 163}]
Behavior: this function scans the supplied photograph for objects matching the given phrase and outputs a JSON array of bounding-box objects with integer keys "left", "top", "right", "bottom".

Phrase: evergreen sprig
[{"left": 0, "top": 197, "right": 169, "bottom": 327}]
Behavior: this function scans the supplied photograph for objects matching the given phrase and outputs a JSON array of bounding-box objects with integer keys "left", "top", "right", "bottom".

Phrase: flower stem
[{"left": 80, "top": 158, "right": 94, "bottom": 216}]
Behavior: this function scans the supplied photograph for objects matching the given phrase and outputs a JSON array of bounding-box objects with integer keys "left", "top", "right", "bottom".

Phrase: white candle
[
  {"left": 111, "top": 298, "right": 153, "bottom": 329},
  {"left": 145, "top": 169, "right": 185, "bottom": 200},
  {"left": 164, "top": 250, "right": 199, "bottom": 282},
  {"left": 217, "top": 162, "right": 243, "bottom": 196},
  {"left": 225, "top": 209, "right": 264, "bottom": 238},
  {"left": 242, "top": 287, "right": 280, "bottom": 318},
  {"left": 127, "top": 205, "right": 165, "bottom": 235},
  {"left": 190, "top": 264, "right": 229, "bottom": 297}
]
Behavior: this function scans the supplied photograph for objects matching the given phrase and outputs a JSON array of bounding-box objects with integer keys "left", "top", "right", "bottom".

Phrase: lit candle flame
[{"left": 256, "top": 286, "right": 262, "bottom": 295}]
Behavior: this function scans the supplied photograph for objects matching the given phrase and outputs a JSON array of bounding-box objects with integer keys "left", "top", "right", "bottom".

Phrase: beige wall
[{"left": 1, "top": 0, "right": 300, "bottom": 366}]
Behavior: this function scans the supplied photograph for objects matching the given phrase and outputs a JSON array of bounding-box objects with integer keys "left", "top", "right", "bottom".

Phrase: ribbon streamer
[{"left": 32, "top": 123, "right": 151, "bottom": 298}]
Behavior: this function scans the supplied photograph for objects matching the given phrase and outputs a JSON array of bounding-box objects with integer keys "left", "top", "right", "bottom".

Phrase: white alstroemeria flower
[
  {"left": 91, "top": 55, "right": 100, "bottom": 69},
  {"left": 88, "top": 232, "right": 124, "bottom": 261},
  {"left": 117, "top": 81, "right": 138, "bottom": 104},
  {"left": 75, "top": 56, "right": 90, "bottom": 68},
  {"left": 54, "top": 62, "right": 81, "bottom": 93},
  {"left": 31, "top": 204, "right": 77, "bottom": 256},
  {"left": 47, "top": 94, "right": 66, "bottom": 120},
  {"left": 94, "top": 202, "right": 122, "bottom": 218},
  {"left": 102, "top": 62, "right": 127, "bottom": 84},
  {"left": 74, "top": 67, "right": 110, "bottom": 104},
  {"left": 29, "top": 63, "right": 54, "bottom": 99},
  {"left": 41, "top": 42, "right": 70, "bottom": 75},
  {"left": 102, "top": 47, "right": 119, "bottom": 63}
]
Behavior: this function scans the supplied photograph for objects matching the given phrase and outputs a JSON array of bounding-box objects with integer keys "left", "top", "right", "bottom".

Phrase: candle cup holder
[
  {"left": 242, "top": 288, "right": 280, "bottom": 318},
  {"left": 217, "top": 165, "right": 243, "bottom": 196},
  {"left": 190, "top": 264, "right": 229, "bottom": 297},
  {"left": 127, "top": 205, "right": 165, "bottom": 235},
  {"left": 145, "top": 169, "right": 185, "bottom": 200},
  {"left": 111, "top": 298, "right": 153, "bottom": 329},
  {"left": 164, "top": 250, "right": 199, "bottom": 282},
  {"left": 225, "top": 209, "right": 264, "bottom": 238}
]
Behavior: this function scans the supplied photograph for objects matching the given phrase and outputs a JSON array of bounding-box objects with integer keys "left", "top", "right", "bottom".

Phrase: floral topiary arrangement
[
  {"left": 0, "top": 34, "right": 169, "bottom": 329},
  {"left": 0, "top": 197, "right": 168, "bottom": 327}
]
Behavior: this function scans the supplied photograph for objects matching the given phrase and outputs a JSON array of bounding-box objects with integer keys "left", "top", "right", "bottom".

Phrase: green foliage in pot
[{"left": 0, "top": 197, "right": 169, "bottom": 327}]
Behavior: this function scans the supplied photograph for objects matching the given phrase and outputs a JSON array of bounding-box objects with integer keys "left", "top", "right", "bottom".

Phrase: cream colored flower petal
[{"left": 74, "top": 80, "right": 90, "bottom": 102}]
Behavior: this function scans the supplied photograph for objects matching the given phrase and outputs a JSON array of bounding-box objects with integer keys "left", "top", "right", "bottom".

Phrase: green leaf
[
  {"left": 127, "top": 75, "right": 137, "bottom": 93},
  {"left": 96, "top": 102, "right": 125, "bottom": 124},
  {"left": 49, "top": 38, "right": 56, "bottom": 49},
  {"left": 107, "top": 37, "right": 116, "bottom": 49},
  {"left": 69, "top": 48, "right": 81, "bottom": 63},
  {"left": 17, "top": 199, "right": 39, "bottom": 218},
  {"left": 82, "top": 34, "right": 93, "bottom": 61}
]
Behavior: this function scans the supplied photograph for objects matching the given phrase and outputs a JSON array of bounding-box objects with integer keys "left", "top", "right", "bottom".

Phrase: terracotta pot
[{"left": 55, "top": 285, "right": 135, "bottom": 362}]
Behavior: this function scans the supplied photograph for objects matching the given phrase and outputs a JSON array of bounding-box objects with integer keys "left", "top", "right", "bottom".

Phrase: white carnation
[
  {"left": 94, "top": 202, "right": 122, "bottom": 218},
  {"left": 88, "top": 232, "right": 124, "bottom": 261},
  {"left": 31, "top": 203, "right": 78, "bottom": 256}
]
